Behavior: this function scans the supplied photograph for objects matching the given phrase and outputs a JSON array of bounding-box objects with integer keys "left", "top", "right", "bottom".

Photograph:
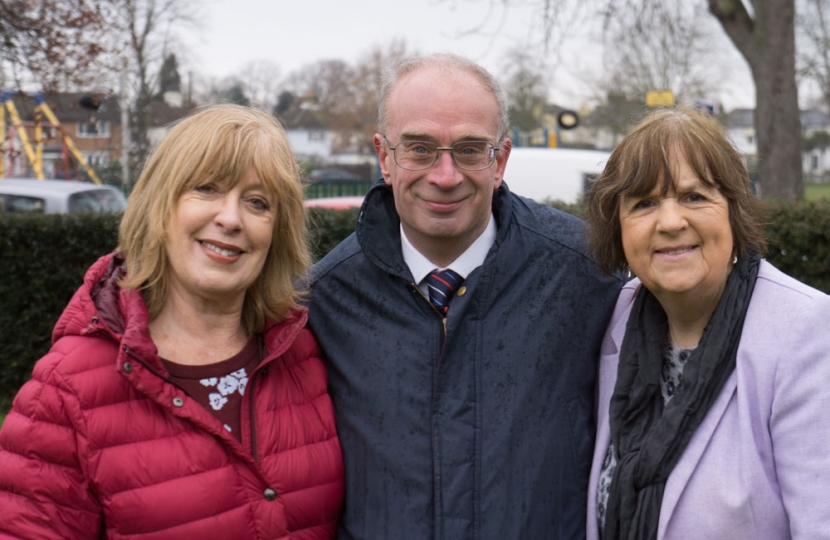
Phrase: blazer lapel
[{"left": 657, "top": 371, "right": 738, "bottom": 537}]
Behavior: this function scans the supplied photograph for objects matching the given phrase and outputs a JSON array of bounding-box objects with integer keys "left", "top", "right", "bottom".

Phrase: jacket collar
[{"left": 356, "top": 179, "right": 514, "bottom": 279}]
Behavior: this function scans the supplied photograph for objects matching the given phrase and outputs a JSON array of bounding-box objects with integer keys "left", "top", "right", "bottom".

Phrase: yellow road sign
[{"left": 646, "top": 90, "right": 676, "bottom": 108}]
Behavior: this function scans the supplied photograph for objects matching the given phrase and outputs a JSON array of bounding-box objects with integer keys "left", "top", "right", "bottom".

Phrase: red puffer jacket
[{"left": 0, "top": 253, "right": 344, "bottom": 540}]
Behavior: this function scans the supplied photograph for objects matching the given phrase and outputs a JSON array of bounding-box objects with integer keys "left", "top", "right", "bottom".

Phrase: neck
[
  {"left": 402, "top": 220, "right": 489, "bottom": 269},
  {"left": 407, "top": 236, "right": 469, "bottom": 269},
  {"left": 657, "top": 287, "right": 725, "bottom": 349},
  {"left": 148, "top": 289, "right": 248, "bottom": 366}
]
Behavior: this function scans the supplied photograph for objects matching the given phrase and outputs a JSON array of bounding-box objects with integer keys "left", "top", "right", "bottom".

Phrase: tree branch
[{"left": 707, "top": 0, "right": 756, "bottom": 66}]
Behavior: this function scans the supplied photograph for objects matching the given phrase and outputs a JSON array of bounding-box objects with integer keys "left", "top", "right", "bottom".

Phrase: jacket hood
[{"left": 51, "top": 252, "right": 142, "bottom": 345}]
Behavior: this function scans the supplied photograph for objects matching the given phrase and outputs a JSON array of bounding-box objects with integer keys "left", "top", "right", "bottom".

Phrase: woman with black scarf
[{"left": 584, "top": 107, "right": 830, "bottom": 540}]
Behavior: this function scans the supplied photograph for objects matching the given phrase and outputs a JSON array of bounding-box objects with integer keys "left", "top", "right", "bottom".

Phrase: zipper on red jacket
[
  {"left": 125, "top": 344, "right": 281, "bottom": 498},
  {"left": 248, "top": 368, "right": 259, "bottom": 462}
]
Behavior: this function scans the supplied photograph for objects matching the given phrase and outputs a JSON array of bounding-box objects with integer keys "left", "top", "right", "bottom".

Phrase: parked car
[
  {"left": 0, "top": 179, "right": 127, "bottom": 214},
  {"left": 304, "top": 196, "right": 364, "bottom": 210}
]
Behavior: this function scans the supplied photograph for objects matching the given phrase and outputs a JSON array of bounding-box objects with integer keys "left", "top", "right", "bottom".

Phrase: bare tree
[
  {"left": 501, "top": 47, "right": 549, "bottom": 131},
  {"left": 283, "top": 59, "right": 356, "bottom": 126},
  {"left": 0, "top": 0, "right": 109, "bottom": 90},
  {"left": 232, "top": 60, "right": 282, "bottom": 112},
  {"left": 252, "top": 40, "right": 411, "bottom": 156},
  {"left": 347, "top": 40, "right": 409, "bottom": 153},
  {"left": 111, "top": 0, "right": 199, "bottom": 176},
  {"left": 452, "top": 0, "right": 804, "bottom": 200},
  {"left": 798, "top": 0, "right": 830, "bottom": 111},
  {"left": 281, "top": 40, "right": 409, "bottom": 154},
  {"left": 600, "top": 2, "right": 725, "bottom": 103}
]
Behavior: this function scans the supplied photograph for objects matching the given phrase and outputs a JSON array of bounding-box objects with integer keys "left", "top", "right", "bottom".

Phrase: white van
[
  {"left": 0, "top": 179, "right": 127, "bottom": 214},
  {"left": 502, "top": 147, "right": 611, "bottom": 204}
]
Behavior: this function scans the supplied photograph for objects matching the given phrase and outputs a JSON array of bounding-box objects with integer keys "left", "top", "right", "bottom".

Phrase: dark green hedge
[
  {"left": 308, "top": 208, "right": 360, "bottom": 261},
  {"left": 763, "top": 200, "right": 830, "bottom": 292},
  {"left": 0, "top": 213, "right": 122, "bottom": 411},
  {"left": 1, "top": 201, "right": 828, "bottom": 406}
]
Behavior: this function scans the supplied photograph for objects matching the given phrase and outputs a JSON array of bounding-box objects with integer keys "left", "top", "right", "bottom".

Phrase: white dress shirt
[{"left": 401, "top": 215, "right": 497, "bottom": 297}]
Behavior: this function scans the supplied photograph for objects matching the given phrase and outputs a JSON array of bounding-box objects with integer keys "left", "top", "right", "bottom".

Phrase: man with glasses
[{"left": 306, "top": 53, "right": 622, "bottom": 540}]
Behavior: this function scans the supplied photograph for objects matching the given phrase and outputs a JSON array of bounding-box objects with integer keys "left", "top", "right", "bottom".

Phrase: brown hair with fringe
[
  {"left": 118, "top": 103, "right": 310, "bottom": 335},
  {"left": 586, "top": 107, "right": 767, "bottom": 275}
]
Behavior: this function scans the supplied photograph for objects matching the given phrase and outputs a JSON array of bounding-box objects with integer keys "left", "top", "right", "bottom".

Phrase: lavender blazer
[{"left": 587, "top": 260, "right": 830, "bottom": 540}]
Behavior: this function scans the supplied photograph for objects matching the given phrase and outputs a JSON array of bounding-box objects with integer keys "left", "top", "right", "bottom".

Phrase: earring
[{"left": 733, "top": 255, "right": 738, "bottom": 265}]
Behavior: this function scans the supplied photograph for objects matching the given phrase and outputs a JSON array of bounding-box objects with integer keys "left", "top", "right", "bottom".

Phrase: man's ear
[
  {"left": 374, "top": 134, "right": 392, "bottom": 185},
  {"left": 493, "top": 137, "right": 513, "bottom": 189}
]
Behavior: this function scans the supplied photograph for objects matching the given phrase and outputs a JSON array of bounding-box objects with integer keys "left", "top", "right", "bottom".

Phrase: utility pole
[{"left": 120, "top": 61, "right": 131, "bottom": 189}]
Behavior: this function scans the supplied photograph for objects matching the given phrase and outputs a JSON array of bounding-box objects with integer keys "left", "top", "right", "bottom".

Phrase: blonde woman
[{"left": 0, "top": 104, "right": 343, "bottom": 539}]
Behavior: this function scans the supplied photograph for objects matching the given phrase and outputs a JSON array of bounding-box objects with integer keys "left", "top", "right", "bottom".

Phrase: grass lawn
[{"left": 805, "top": 182, "right": 830, "bottom": 200}]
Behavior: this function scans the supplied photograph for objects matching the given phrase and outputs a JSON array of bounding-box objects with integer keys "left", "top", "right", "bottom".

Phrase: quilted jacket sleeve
[{"left": 0, "top": 347, "right": 102, "bottom": 540}]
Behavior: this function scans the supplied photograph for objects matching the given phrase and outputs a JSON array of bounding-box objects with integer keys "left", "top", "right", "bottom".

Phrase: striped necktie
[{"left": 426, "top": 269, "right": 463, "bottom": 315}]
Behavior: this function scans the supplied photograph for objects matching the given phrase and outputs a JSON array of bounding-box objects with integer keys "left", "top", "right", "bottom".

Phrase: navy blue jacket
[{"left": 307, "top": 181, "right": 622, "bottom": 540}]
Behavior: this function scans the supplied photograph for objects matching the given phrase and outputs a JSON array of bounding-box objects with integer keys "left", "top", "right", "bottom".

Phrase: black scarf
[{"left": 602, "top": 254, "right": 762, "bottom": 540}]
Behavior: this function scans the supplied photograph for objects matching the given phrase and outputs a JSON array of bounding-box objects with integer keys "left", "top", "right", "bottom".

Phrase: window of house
[
  {"left": 812, "top": 154, "right": 820, "bottom": 171},
  {"left": 308, "top": 131, "right": 325, "bottom": 142},
  {"left": 86, "top": 153, "right": 109, "bottom": 167},
  {"left": 77, "top": 120, "right": 109, "bottom": 138}
]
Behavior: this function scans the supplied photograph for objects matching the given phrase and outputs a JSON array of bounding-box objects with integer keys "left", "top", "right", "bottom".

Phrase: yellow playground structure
[{"left": 1, "top": 91, "right": 102, "bottom": 184}]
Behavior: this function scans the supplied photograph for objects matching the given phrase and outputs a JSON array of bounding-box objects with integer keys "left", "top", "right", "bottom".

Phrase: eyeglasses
[{"left": 383, "top": 136, "right": 500, "bottom": 171}]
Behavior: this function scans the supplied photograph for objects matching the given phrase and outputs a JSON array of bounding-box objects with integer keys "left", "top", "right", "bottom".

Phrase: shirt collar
[{"left": 401, "top": 214, "right": 497, "bottom": 284}]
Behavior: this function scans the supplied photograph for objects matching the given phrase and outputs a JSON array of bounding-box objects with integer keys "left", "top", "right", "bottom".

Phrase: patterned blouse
[{"left": 596, "top": 344, "right": 696, "bottom": 535}]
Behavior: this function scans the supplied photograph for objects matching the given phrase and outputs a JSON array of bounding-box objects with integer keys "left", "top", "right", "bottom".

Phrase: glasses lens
[
  {"left": 395, "top": 141, "right": 438, "bottom": 170},
  {"left": 452, "top": 141, "right": 493, "bottom": 170},
  {"left": 391, "top": 140, "right": 496, "bottom": 171}
]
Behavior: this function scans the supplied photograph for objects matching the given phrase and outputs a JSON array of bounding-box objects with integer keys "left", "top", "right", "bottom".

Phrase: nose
[
  {"left": 214, "top": 194, "right": 243, "bottom": 232},
  {"left": 427, "top": 149, "right": 463, "bottom": 189},
  {"left": 655, "top": 198, "right": 687, "bottom": 234}
]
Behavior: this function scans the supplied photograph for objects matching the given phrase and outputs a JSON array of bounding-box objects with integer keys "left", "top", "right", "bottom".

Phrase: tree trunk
[{"left": 710, "top": 0, "right": 803, "bottom": 200}]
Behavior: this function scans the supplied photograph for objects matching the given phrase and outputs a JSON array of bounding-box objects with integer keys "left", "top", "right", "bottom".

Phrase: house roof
[
  {"left": 723, "top": 108, "right": 830, "bottom": 130},
  {"left": 4, "top": 91, "right": 197, "bottom": 129},
  {"left": 147, "top": 100, "right": 196, "bottom": 128},
  {"left": 278, "top": 107, "right": 328, "bottom": 130},
  {"left": 801, "top": 109, "right": 830, "bottom": 129},
  {"left": 722, "top": 108, "right": 754, "bottom": 128},
  {"left": 7, "top": 92, "right": 121, "bottom": 124}
]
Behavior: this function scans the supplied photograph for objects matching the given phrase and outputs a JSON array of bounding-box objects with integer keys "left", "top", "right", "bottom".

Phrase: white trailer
[{"left": 502, "top": 147, "right": 611, "bottom": 204}]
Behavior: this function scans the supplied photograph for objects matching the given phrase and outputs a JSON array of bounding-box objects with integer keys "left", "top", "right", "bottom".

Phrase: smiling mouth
[
  {"left": 657, "top": 246, "right": 696, "bottom": 255},
  {"left": 200, "top": 241, "right": 242, "bottom": 257},
  {"left": 423, "top": 197, "right": 464, "bottom": 210}
]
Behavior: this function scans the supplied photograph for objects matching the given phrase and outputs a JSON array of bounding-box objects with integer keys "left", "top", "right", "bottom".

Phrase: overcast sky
[{"left": 186, "top": 0, "right": 756, "bottom": 110}]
